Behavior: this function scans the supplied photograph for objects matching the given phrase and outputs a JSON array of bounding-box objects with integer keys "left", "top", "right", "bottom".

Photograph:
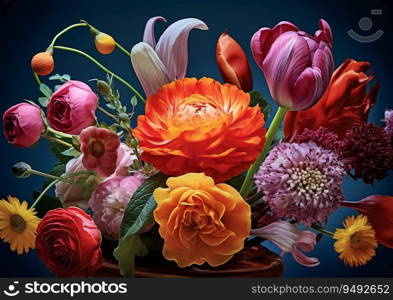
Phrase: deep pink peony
[
  {"left": 3, "top": 103, "right": 45, "bottom": 147},
  {"left": 89, "top": 174, "right": 145, "bottom": 240},
  {"left": 251, "top": 19, "right": 333, "bottom": 111},
  {"left": 47, "top": 81, "right": 98, "bottom": 134},
  {"left": 255, "top": 142, "right": 345, "bottom": 226}
]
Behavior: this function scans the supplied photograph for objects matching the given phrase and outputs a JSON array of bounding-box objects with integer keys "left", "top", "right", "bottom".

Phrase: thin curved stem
[
  {"left": 31, "top": 170, "right": 94, "bottom": 208},
  {"left": 48, "top": 23, "right": 86, "bottom": 49},
  {"left": 53, "top": 45, "right": 145, "bottom": 103},
  {"left": 311, "top": 224, "right": 334, "bottom": 237},
  {"left": 33, "top": 72, "right": 41, "bottom": 86},
  {"left": 42, "top": 134, "right": 72, "bottom": 148},
  {"left": 115, "top": 42, "right": 131, "bottom": 57},
  {"left": 240, "top": 106, "right": 288, "bottom": 198},
  {"left": 47, "top": 127, "right": 73, "bottom": 139},
  {"left": 98, "top": 106, "right": 119, "bottom": 121}
]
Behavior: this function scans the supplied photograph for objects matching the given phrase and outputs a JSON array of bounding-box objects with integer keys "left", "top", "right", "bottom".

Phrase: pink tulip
[
  {"left": 251, "top": 221, "right": 320, "bottom": 267},
  {"left": 89, "top": 174, "right": 145, "bottom": 240},
  {"left": 340, "top": 195, "right": 393, "bottom": 249},
  {"left": 251, "top": 19, "right": 333, "bottom": 111},
  {"left": 47, "top": 80, "right": 98, "bottom": 134},
  {"left": 3, "top": 103, "right": 45, "bottom": 147}
]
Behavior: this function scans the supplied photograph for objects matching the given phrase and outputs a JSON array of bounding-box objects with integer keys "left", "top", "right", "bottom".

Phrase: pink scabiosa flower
[
  {"left": 341, "top": 122, "right": 393, "bottom": 184},
  {"left": 384, "top": 109, "right": 393, "bottom": 139},
  {"left": 251, "top": 19, "right": 333, "bottom": 111},
  {"left": 80, "top": 126, "right": 120, "bottom": 177},
  {"left": 47, "top": 81, "right": 98, "bottom": 134},
  {"left": 3, "top": 103, "right": 45, "bottom": 148},
  {"left": 255, "top": 142, "right": 345, "bottom": 226},
  {"left": 131, "top": 17, "right": 208, "bottom": 96},
  {"left": 251, "top": 221, "right": 319, "bottom": 267},
  {"left": 89, "top": 174, "right": 145, "bottom": 240}
]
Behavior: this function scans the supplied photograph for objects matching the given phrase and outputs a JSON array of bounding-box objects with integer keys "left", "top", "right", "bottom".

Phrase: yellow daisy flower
[
  {"left": 0, "top": 196, "right": 41, "bottom": 254},
  {"left": 333, "top": 214, "right": 377, "bottom": 267}
]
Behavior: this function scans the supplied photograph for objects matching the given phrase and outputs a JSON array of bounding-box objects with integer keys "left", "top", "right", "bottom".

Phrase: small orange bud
[
  {"left": 31, "top": 52, "right": 54, "bottom": 76},
  {"left": 94, "top": 33, "right": 116, "bottom": 54}
]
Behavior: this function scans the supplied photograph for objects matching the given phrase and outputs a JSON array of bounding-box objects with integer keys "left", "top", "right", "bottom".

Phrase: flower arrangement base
[{"left": 94, "top": 245, "right": 284, "bottom": 278}]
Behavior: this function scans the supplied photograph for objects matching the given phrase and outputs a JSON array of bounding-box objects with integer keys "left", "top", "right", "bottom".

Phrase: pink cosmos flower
[
  {"left": 251, "top": 221, "right": 320, "bottom": 267},
  {"left": 131, "top": 17, "right": 208, "bottom": 96},
  {"left": 2, "top": 103, "right": 44, "bottom": 147},
  {"left": 89, "top": 174, "right": 145, "bottom": 240},
  {"left": 255, "top": 142, "right": 345, "bottom": 226},
  {"left": 251, "top": 19, "right": 333, "bottom": 111},
  {"left": 47, "top": 80, "right": 98, "bottom": 134},
  {"left": 80, "top": 126, "right": 120, "bottom": 177}
]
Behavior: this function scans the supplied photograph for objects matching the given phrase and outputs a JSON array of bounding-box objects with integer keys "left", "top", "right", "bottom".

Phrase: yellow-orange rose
[{"left": 153, "top": 173, "right": 251, "bottom": 268}]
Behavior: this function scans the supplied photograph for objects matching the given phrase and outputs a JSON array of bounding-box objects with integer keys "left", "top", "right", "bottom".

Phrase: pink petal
[
  {"left": 290, "top": 67, "right": 323, "bottom": 110},
  {"left": 291, "top": 230, "right": 320, "bottom": 267},
  {"left": 311, "top": 43, "right": 334, "bottom": 88},
  {"left": 143, "top": 16, "right": 167, "bottom": 48},
  {"left": 314, "top": 19, "right": 333, "bottom": 49},
  {"left": 130, "top": 42, "right": 171, "bottom": 97},
  {"left": 155, "top": 18, "right": 208, "bottom": 80}
]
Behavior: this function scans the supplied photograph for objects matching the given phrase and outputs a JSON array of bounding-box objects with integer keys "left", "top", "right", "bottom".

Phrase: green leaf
[
  {"left": 32, "top": 191, "right": 62, "bottom": 218},
  {"left": 61, "top": 148, "right": 81, "bottom": 157},
  {"left": 62, "top": 74, "right": 71, "bottom": 81},
  {"left": 49, "top": 74, "right": 62, "bottom": 81},
  {"left": 249, "top": 90, "right": 272, "bottom": 120},
  {"left": 49, "top": 141, "right": 74, "bottom": 165},
  {"left": 114, "top": 173, "right": 168, "bottom": 277},
  {"left": 42, "top": 163, "right": 66, "bottom": 189},
  {"left": 39, "top": 83, "right": 52, "bottom": 98},
  {"left": 38, "top": 96, "right": 49, "bottom": 107},
  {"left": 130, "top": 96, "right": 137, "bottom": 107}
]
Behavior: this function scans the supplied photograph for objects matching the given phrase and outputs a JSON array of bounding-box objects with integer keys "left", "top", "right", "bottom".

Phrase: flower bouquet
[{"left": 1, "top": 16, "right": 393, "bottom": 278}]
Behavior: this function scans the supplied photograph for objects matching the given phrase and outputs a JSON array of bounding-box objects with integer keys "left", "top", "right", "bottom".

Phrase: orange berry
[
  {"left": 31, "top": 52, "right": 54, "bottom": 76},
  {"left": 94, "top": 33, "right": 116, "bottom": 54}
]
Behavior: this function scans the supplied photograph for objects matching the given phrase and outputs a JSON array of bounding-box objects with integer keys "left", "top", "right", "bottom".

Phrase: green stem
[
  {"left": 115, "top": 42, "right": 131, "bottom": 57},
  {"left": 47, "top": 127, "right": 73, "bottom": 139},
  {"left": 311, "top": 224, "right": 334, "bottom": 237},
  {"left": 239, "top": 106, "right": 288, "bottom": 198},
  {"left": 98, "top": 106, "right": 119, "bottom": 121},
  {"left": 48, "top": 23, "right": 86, "bottom": 49},
  {"left": 53, "top": 45, "right": 145, "bottom": 103},
  {"left": 42, "top": 134, "right": 73, "bottom": 148},
  {"left": 31, "top": 170, "right": 94, "bottom": 208},
  {"left": 33, "top": 72, "right": 41, "bottom": 86},
  {"left": 29, "top": 169, "right": 92, "bottom": 185}
]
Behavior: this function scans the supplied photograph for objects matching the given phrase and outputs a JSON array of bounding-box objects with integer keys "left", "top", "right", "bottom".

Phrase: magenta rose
[
  {"left": 89, "top": 174, "right": 145, "bottom": 240},
  {"left": 47, "top": 80, "right": 98, "bottom": 134},
  {"left": 2, "top": 103, "right": 45, "bottom": 147},
  {"left": 35, "top": 207, "right": 102, "bottom": 277}
]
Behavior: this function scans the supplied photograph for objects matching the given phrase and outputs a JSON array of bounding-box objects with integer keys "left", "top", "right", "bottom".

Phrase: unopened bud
[
  {"left": 12, "top": 162, "right": 32, "bottom": 178},
  {"left": 97, "top": 80, "right": 111, "bottom": 96}
]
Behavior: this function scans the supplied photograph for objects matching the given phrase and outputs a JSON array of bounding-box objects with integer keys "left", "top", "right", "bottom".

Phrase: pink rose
[
  {"left": 2, "top": 103, "right": 45, "bottom": 148},
  {"left": 47, "top": 80, "right": 98, "bottom": 134},
  {"left": 55, "top": 156, "right": 100, "bottom": 210},
  {"left": 89, "top": 174, "right": 145, "bottom": 240}
]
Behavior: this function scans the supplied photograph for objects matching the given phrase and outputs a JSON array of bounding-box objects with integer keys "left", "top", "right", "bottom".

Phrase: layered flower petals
[
  {"left": 143, "top": 16, "right": 167, "bottom": 47},
  {"left": 340, "top": 195, "right": 393, "bottom": 249},
  {"left": 133, "top": 77, "right": 266, "bottom": 182},
  {"left": 284, "top": 59, "right": 379, "bottom": 140},
  {"left": 153, "top": 173, "right": 251, "bottom": 268},
  {"left": 251, "top": 19, "right": 333, "bottom": 111},
  {"left": 216, "top": 32, "right": 253, "bottom": 91}
]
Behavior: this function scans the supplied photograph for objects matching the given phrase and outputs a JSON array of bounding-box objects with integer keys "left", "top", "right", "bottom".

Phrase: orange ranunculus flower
[
  {"left": 153, "top": 173, "right": 251, "bottom": 268},
  {"left": 133, "top": 77, "right": 266, "bottom": 183},
  {"left": 284, "top": 59, "right": 379, "bottom": 140}
]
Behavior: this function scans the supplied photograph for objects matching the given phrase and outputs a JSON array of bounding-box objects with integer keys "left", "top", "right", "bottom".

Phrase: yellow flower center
[
  {"left": 89, "top": 140, "right": 105, "bottom": 157},
  {"left": 10, "top": 214, "right": 27, "bottom": 233}
]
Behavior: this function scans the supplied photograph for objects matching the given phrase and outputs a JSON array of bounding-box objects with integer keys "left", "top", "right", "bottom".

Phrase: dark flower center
[
  {"left": 10, "top": 214, "right": 27, "bottom": 233},
  {"left": 4, "top": 115, "right": 19, "bottom": 141},
  {"left": 89, "top": 140, "right": 105, "bottom": 157},
  {"left": 50, "top": 99, "right": 72, "bottom": 128}
]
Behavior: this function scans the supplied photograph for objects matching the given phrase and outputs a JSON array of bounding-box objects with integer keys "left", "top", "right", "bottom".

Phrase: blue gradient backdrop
[{"left": 0, "top": 0, "right": 392, "bottom": 277}]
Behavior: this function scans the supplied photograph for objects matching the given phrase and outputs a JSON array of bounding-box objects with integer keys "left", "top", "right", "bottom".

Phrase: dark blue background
[{"left": 0, "top": 0, "right": 392, "bottom": 277}]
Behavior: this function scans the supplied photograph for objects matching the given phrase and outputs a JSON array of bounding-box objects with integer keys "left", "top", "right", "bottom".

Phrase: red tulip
[
  {"left": 285, "top": 59, "right": 379, "bottom": 140},
  {"left": 216, "top": 32, "right": 253, "bottom": 91},
  {"left": 340, "top": 195, "right": 393, "bottom": 248}
]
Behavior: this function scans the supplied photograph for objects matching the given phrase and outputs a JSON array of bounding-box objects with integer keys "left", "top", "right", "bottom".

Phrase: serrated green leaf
[
  {"left": 32, "top": 191, "right": 62, "bottom": 218},
  {"left": 114, "top": 173, "right": 168, "bottom": 277},
  {"left": 249, "top": 90, "right": 272, "bottom": 120},
  {"left": 39, "top": 83, "right": 52, "bottom": 98},
  {"left": 38, "top": 96, "right": 49, "bottom": 107},
  {"left": 130, "top": 96, "right": 137, "bottom": 107}
]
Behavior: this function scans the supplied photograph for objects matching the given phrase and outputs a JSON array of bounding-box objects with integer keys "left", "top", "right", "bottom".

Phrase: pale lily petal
[
  {"left": 143, "top": 16, "right": 167, "bottom": 48},
  {"left": 155, "top": 18, "right": 208, "bottom": 80},
  {"left": 130, "top": 42, "right": 171, "bottom": 97},
  {"left": 291, "top": 231, "right": 320, "bottom": 267}
]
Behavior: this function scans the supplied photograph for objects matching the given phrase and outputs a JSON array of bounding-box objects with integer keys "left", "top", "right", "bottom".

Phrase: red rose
[{"left": 36, "top": 207, "right": 102, "bottom": 277}]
